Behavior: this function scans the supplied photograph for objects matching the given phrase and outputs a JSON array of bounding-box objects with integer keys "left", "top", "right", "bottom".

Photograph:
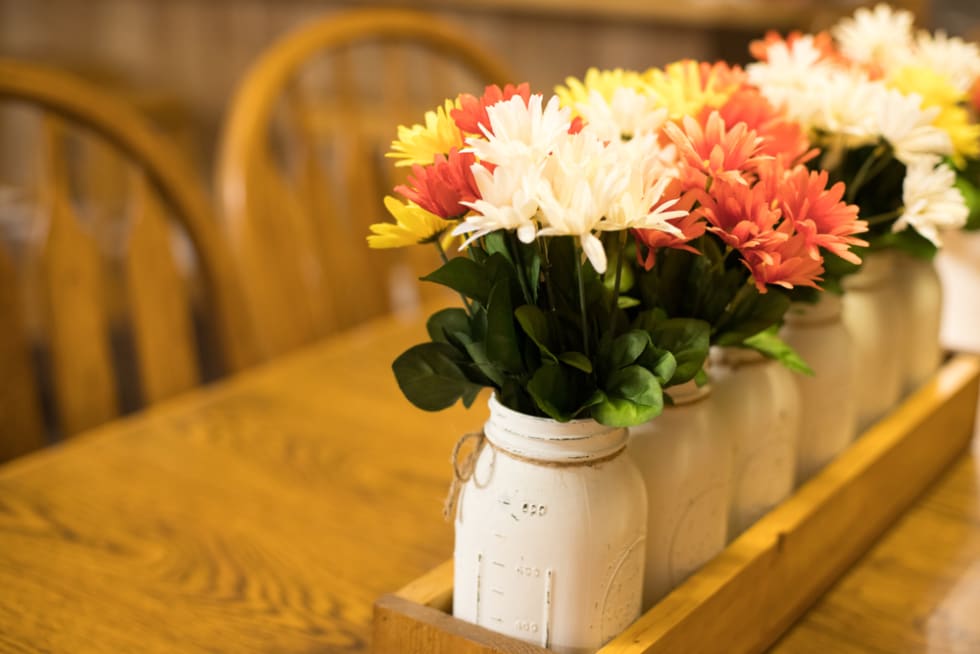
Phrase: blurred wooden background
[{"left": 0, "top": 0, "right": 926, "bottom": 176}]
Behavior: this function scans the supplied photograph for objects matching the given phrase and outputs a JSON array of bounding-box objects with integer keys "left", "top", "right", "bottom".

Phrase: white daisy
[
  {"left": 832, "top": 3, "right": 914, "bottom": 70},
  {"left": 747, "top": 35, "right": 835, "bottom": 118},
  {"left": 534, "top": 131, "right": 627, "bottom": 273},
  {"left": 872, "top": 88, "right": 951, "bottom": 164},
  {"left": 454, "top": 162, "right": 542, "bottom": 245},
  {"left": 895, "top": 158, "right": 969, "bottom": 246},
  {"left": 602, "top": 135, "right": 687, "bottom": 234},
  {"left": 464, "top": 94, "right": 571, "bottom": 168},
  {"left": 906, "top": 30, "right": 980, "bottom": 94},
  {"left": 801, "top": 71, "right": 881, "bottom": 148},
  {"left": 574, "top": 87, "right": 668, "bottom": 142}
]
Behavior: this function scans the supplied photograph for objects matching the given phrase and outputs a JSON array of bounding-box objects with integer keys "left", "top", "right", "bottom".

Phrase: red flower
[
  {"left": 394, "top": 148, "right": 480, "bottom": 219},
  {"left": 743, "top": 231, "right": 824, "bottom": 293},
  {"left": 696, "top": 181, "right": 786, "bottom": 256},
  {"left": 451, "top": 83, "right": 531, "bottom": 135},
  {"left": 713, "top": 87, "right": 815, "bottom": 164},
  {"left": 776, "top": 165, "right": 867, "bottom": 264},
  {"left": 665, "top": 111, "right": 769, "bottom": 189},
  {"left": 633, "top": 188, "right": 705, "bottom": 270}
]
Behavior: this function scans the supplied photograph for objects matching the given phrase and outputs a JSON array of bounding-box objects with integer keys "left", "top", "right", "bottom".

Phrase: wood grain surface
[{"left": 0, "top": 304, "right": 978, "bottom": 653}]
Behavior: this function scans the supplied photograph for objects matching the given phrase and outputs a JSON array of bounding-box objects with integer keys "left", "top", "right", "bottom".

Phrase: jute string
[{"left": 442, "top": 430, "right": 627, "bottom": 521}]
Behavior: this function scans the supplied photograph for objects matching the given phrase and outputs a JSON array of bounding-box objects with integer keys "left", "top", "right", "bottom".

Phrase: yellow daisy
[
  {"left": 555, "top": 67, "right": 650, "bottom": 108},
  {"left": 367, "top": 196, "right": 455, "bottom": 249},
  {"left": 888, "top": 65, "right": 980, "bottom": 166},
  {"left": 644, "top": 60, "right": 742, "bottom": 119},
  {"left": 386, "top": 99, "right": 463, "bottom": 168}
]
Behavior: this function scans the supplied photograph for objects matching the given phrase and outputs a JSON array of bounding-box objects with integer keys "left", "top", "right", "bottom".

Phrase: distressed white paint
[{"left": 453, "top": 395, "right": 646, "bottom": 654}]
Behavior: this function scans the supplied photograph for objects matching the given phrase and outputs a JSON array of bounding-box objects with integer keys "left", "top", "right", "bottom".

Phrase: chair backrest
[
  {"left": 217, "top": 8, "right": 515, "bottom": 361},
  {"left": 0, "top": 59, "right": 256, "bottom": 460}
]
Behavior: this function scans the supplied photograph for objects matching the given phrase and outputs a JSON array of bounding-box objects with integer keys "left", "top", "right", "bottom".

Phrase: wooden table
[{"left": 0, "top": 307, "right": 977, "bottom": 653}]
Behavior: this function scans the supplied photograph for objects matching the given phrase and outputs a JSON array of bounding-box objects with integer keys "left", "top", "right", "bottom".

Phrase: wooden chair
[
  {"left": 0, "top": 59, "right": 256, "bottom": 461},
  {"left": 217, "top": 8, "right": 515, "bottom": 361}
]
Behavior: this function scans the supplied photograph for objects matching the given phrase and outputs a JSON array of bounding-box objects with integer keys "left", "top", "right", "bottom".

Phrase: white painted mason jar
[
  {"left": 710, "top": 347, "right": 801, "bottom": 540},
  {"left": 780, "top": 294, "right": 858, "bottom": 485},
  {"left": 842, "top": 252, "right": 904, "bottom": 432},
  {"left": 896, "top": 252, "right": 943, "bottom": 395},
  {"left": 628, "top": 380, "right": 731, "bottom": 610},
  {"left": 453, "top": 396, "right": 647, "bottom": 654}
]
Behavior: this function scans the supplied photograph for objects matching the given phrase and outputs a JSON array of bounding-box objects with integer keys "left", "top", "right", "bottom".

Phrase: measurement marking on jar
[
  {"left": 491, "top": 560, "right": 505, "bottom": 568},
  {"left": 522, "top": 502, "right": 547, "bottom": 517},
  {"left": 510, "top": 513, "right": 519, "bottom": 522},
  {"left": 491, "top": 587, "right": 504, "bottom": 595},
  {"left": 498, "top": 497, "right": 511, "bottom": 506},
  {"left": 493, "top": 532, "right": 505, "bottom": 539},
  {"left": 542, "top": 568, "right": 553, "bottom": 648},
  {"left": 491, "top": 616, "right": 503, "bottom": 623},
  {"left": 475, "top": 552, "right": 483, "bottom": 623}
]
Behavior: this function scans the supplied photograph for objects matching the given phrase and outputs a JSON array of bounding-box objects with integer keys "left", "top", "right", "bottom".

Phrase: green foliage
[
  {"left": 743, "top": 326, "right": 813, "bottom": 376},
  {"left": 632, "top": 243, "right": 791, "bottom": 351},
  {"left": 954, "top": 158, "right": 980, "bottom": 232},
  {"left": 391, "top": 233, "right": 712, "bottom": 426}
]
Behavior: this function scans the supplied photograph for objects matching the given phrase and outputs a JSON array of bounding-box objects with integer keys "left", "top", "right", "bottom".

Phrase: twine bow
[{"left": 443, "top": 431, "right": 486, "bottom": 521}]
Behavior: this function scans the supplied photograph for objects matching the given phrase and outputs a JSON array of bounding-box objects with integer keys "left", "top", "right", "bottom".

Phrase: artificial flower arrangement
[
  {"left": 747, "top": 3, "right": 980, "bottom": 272},
  {"left": 369, "top": 83, "right": 713, "bottom": 427},
  {"left": 554, "top": 63, "right": 867, "bottom": 367}
]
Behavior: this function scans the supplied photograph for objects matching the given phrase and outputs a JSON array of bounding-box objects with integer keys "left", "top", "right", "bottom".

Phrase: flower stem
[
  {"left": 574, "top": 241, "right": 590, "bottom": 357},
  {"left": 508, "top": 232, "right": 533, "bottom": 305},
  {"left": 539, "top": 238, "right": 556, "bottom": 312},
  {"left": 609, "top": 231, "right": 628, "bottom": 331},
  {"left": 714, "top": 277, "right": 756, "bottom": 336},
  {"left": 863, "top": 208, "right": 904, "bottom": 226},
  {"left": 435, "top": 241, "right": 473, "bottom": 316},
  {"left": 846, "top": 144, "right": 890, "bottom": 203}
]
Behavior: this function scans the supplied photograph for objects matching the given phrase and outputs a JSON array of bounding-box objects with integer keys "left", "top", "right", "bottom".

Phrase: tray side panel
[{"left": 374, "top": 594, "right": 552, "bottom": 654}]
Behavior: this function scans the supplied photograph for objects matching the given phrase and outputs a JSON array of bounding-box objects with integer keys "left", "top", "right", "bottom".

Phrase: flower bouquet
[
  {"left": 748, "top": 3, "right": 980, "bottom": 423},
  {"left": 370, "top": 83, "right": 712, "bottom": 427}
]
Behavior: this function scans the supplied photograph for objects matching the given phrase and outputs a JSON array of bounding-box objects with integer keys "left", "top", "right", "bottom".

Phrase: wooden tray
[{"left": 374, "top": 353, "right": 980, "bottom": 654}]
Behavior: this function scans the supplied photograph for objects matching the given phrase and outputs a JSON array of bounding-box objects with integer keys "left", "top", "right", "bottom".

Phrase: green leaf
[
  {"left": 608, "top": 330, "right": 652, "bottom": 370},
  {"left": 515, "top": 304, "right": 556, "bottom": 361},
  {"left": 650, "top": 351, "right": 677, "bottom": 386},
  {"left": 558, "top": 351, "right": 593, "bottom": 373},
  {"left": 392, "top": 342, "right": 483, "bottom": 411},
  {"left": 955, "top": 172, "right": 980, "bottom": 231},
  {"left": 648, "top": 318, "right": 710, "bottom": 385},
  {"left": 421, "top": 257, "right": 490, "bottom": 305},
  {"left": 453, "top": 331, "right": 506, "bottom": 387},
  {"left": 694, "top": 368, "right": 709, "bottom": 387},
  {"left": 617, "top": 296, "right": 640, "bottom": 309},
  {"left": 526, "top": 362, "right": 593, "bottom": 422},
  {"left": 873, "top": 228, "right": 938, "bottom": 261},
  {"left": 484, "top": 231, "right": 511, "bottom": 261},
  {"left": 715, "top": 289, "right": 791, "bottom": 346},
  {"left": 743, "top": 326, "right": 814, "bottom": 376},
  {"left": 426, "top": 308, "right": 470, "bottom": 345},
  {"left": 592, "top": 365, "right": 664, "bottom": 427},
  {"left": 486, "top": 281, "right": 524, "bottom": 374},
  {"left": 522, "top": 244, "right": 542, "bottom": 304}
]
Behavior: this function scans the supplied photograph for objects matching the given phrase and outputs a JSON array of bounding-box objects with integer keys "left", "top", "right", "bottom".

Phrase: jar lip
[
  {"left": 843, "top": 251, "right": 895, "bottom": 289},
  {"left": 709, "top": 345, "right": 766, "bottom": 368},
  {"left": 486, "top": 395, "right": 628, "bottom": 462},
  {"left": 665, "top": 378, "right": 711, "bottom": 405},
  {"left": 785, "top": 293, "right": 843, "bottom": 324}
]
